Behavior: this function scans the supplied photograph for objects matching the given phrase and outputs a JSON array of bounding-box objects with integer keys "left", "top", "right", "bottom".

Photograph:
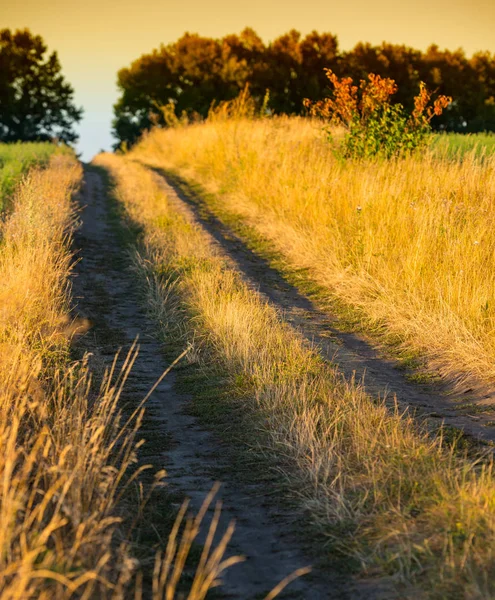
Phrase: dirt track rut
[{"left": 71, "top": 168, "right": 379, "bottom": 599}]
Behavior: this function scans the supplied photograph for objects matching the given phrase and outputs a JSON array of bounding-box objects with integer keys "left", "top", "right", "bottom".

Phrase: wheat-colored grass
[
  {"left": 96, "top": 152, "right": 495, "bottom": 598},
  {"left": 0, "top": 155, "right": 142, "bottom": 598},
  {"left": 0, "top": 155, "right": 241, "bottom": 599},
  {"left": 129, "top": 118, "right": 495, "bottom": 390}
]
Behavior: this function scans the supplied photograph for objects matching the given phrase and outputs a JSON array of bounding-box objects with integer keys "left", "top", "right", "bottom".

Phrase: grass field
[
  {"left": 130, "top": 118, "right": 495, "bottom": 393},
  {"left": 0, "top": 142, "right": 70, "bottom": 211},
  {"left": 0, "top": 153, "right": 155, "bottom": 598},
  {"left": 95, "top": 151, "right": 495, "bottom": 599},
  {"left": 432, "top": 132, "right": 495, "bottom": 158},
  {"left": 5, "top": 124, "right": 495, "bottom": 598}
]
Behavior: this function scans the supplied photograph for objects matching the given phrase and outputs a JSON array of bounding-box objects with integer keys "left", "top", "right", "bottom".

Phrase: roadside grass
[
  {"left": 129, "top": 118, "right": 495, "bottom": 394},
  {"left": 0, "top": 142, "right": 69, "bottom": 211},
  {"left": 96, "top": 152, "right": 495, "bottom": 599},
  {"left": 0, "top": 155, "right": 149, "bottom": 598},
  {"left": 0, "top": 155, "right": 238, "bottom": 599}
]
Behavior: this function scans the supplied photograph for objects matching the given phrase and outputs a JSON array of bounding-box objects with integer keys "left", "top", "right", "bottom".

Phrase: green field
[{"left": 432, "top": 131, "right": 495, "bottom": 158}]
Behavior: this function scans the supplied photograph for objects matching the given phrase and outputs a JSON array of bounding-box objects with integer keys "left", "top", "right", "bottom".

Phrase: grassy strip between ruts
[{"left": 95, "top": 151, "right": 495, "bottom": 599}]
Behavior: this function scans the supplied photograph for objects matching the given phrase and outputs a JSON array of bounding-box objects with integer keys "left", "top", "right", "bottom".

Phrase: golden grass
[
  {"left": 130, "top": 118, "right": 495, "bottom": 390},
  {"left": 96, "top": 151, "right": 495, "bottom": 598},
  {"left": 150, "top": 483, "right": 242, "bottom": 600},
  {"left": 0, "top": 155, "right": 143, "bottom": 598},
  {"left": 0, "top": 156, "right": 240, "bottom": 599}
]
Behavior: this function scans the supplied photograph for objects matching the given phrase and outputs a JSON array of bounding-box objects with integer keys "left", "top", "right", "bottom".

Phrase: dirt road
[{"left": 71, "top": 168, "right": 381, "bottom": 599}]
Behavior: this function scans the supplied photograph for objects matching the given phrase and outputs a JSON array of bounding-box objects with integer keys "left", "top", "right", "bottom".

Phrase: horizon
[{"left": 4, "top": 0, "right": 495, "bottom": 160}]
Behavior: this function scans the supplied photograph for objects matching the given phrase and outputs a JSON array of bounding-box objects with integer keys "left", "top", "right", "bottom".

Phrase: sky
[{"left": 3, "top": 0, "right": 495, "bottom": 160}]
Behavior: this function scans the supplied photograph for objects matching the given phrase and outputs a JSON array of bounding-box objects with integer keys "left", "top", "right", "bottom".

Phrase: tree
[
  {"left": 113, "top": 30, "right": 261, "bottom": 148},
  {"left": 0, "top": 29, "right": 82, "bottom": 143},
  {"left": 299, "top": 31, "right": 340, "bottom": 100},
  {"left": 112, "top": 29, "right": 495, "bottom": 148},
  {"left": 469, "top": 52, "right": 495, "bottom": 131},
  {"left": 113, "top": 48, "right": 177, "bottom": 147}
]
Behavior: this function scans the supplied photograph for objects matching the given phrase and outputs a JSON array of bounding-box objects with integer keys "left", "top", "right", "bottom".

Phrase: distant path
[
  {"left": 147, "top": 167, "right": 495, "bottom": 448},
  {"left": 71, "top": 167, "right": 373, "bottom": 599}
]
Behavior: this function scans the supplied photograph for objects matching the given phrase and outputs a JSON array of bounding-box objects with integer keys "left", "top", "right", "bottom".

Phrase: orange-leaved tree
[{"left": 304, "top": 69, "right": 451, "bottom": 158}]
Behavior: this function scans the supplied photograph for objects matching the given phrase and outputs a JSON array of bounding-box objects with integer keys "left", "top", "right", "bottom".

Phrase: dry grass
[
  {"left": 95, "top": 152, "right": 495, "bottom": 598},
  {"left": 0, "top": 155, "right": 239, "bottom": 599},
  {"left": 150, "top": 484, "right": 242, "bottom": 600},
  {"left": 0, "top": 155, "right": 142, "bottom": 598},
  {"left": 130, "top": 118, "right": 495, "bottom": 390}
]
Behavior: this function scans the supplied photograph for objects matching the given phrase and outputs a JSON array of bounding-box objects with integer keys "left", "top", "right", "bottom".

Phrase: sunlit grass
[
  {"left": 0, "top": 154, "right": 244, "bottom": 599},
  {"left": 130, "top": 118, "right": 495, "bottom": 392},
  {"left": 96, "top": 152, "right": 495, "bottom": 598}
]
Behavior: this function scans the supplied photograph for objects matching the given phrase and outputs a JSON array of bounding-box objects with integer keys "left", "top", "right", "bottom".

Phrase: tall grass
[
  {"left": 0, "top": 142, "right": 67, "bottom": 211},
  {"left": 0, "top": 155, "right": 140, "bottom": 597},
  {"left": 0, "top": 154, "right": 243, "bottom": 599},
  {"left": 96, "top": 152, "right": 495, "bottom": 598},
  {"left": 130, "top": 118, "right": 495, "bottom": 390}
]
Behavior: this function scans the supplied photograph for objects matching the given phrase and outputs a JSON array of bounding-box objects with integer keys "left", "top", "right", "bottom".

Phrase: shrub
[{"left": 304, "top": 70, "right": 451, "bottom": 158}]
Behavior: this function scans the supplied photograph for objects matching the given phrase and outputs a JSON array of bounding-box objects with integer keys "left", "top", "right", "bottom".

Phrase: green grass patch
[{"left": 431, "top": 132, "right": 495, "bottom": 159}]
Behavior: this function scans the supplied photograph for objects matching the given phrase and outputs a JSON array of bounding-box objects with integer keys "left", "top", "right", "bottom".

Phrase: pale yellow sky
[{"left": 3, "top": 0, "right": 495, "bottom": 159}]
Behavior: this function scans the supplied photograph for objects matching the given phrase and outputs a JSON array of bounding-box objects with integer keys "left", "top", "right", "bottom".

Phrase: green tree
[{"left": 0, "top": 29, "right": 82, "bottom": 143}]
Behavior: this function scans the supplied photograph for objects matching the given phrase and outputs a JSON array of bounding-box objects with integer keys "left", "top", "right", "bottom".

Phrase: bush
[{"left": 304, "top": 70, "right": 451, "bottom": 158}]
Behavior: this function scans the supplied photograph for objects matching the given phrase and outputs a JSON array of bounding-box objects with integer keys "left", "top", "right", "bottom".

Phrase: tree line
[
  {"left": 1, "top": 28, "right": 494, "bottom": 148},
  {"left": 113, "top": 28, "right": 495, "bottom": 147}
]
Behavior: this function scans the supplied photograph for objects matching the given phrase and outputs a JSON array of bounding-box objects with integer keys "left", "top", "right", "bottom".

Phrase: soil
[{"left": 71, "top": 168, "right": 385, "bottom": 599}]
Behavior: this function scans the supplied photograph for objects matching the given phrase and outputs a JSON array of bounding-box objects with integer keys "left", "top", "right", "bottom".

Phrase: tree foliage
[
  {"left": 113, "top": 28, "right": 339, "bottom": 147},
  {"left": 0, "top": 29, "right": 82, "bottom": 144},
  {"left": 113, "top": 29, "right": 495, "bottom": 148}
]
